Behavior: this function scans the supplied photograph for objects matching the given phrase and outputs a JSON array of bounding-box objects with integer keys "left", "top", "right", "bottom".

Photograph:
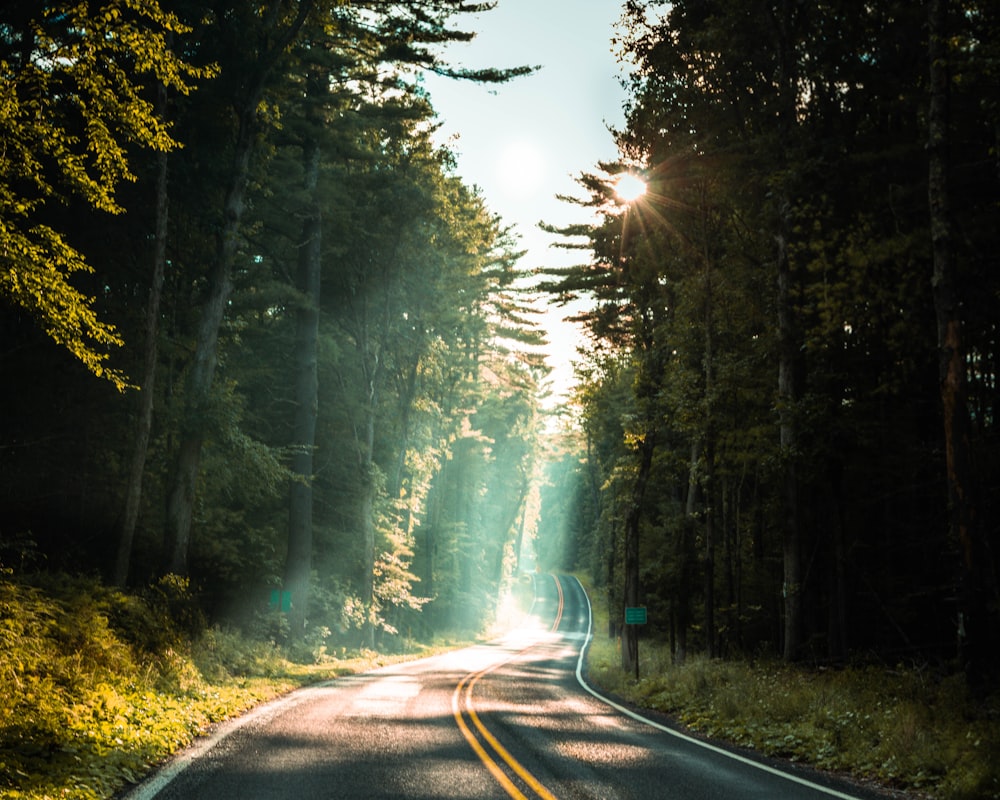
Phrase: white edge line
[
  {"left": 122, "top": 673, "right": 362, "bottom": 800},
  {"left": 119, "top": 686, "right": 318, "bottom": 800},
  {"left": 126, "top": 580, "right": 550, "bottom": 800},
  {"left": 567, "top": 575, "right": 866, "bottom": 800}
]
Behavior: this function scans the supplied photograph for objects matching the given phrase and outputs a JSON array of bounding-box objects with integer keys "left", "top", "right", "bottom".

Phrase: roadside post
[{"left": 624, "top": 606, "right": 647, "bottom": 680}]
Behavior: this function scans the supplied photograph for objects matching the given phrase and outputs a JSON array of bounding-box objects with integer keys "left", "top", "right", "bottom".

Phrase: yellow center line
[
  {"left": 551, "top": 575, "right": 564, "bottom": 631},
  {"left": 451, "top": 574, "right": 566, "bottom": 800},
  {"left": 452, "top": 673, "right": 530, "bottom": 800},
  {"left": 463, "top": 666, "right": 559, "bottom": 800}
]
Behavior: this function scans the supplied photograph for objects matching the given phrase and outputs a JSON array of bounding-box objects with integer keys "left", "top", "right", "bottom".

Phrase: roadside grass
[
  {"left": 582, "top": 604, "right": 1000, "bottom": 800},
  {"left": 5, "top": 568, "right": 997, "bottom": 800},
  {"left": 0, "top": 572, "right": 470, "bottom": 800}
]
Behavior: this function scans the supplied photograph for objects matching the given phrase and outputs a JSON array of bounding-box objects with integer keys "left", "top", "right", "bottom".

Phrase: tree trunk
[
  {"left": 928, "top": 0, "right": 997, "bottom": 688},
  {"left": 284, "top": 137, "right": 321, "bottom": 637},
  {"left": 161, "top": 98, "right": 250, "bottom": 575},
  {"left": 422, "top": 458, "right": 444, "bottom": 604},
  {"left": 622, "top": 430, "right": 655, "bottom": 677},
  {"left": 674, "top": 516, "right": 691, "bottom": 665},
  {"left": 704, "top": 450, "right": 715, "bottom": 659},
  {"left": 511, "top": 502, "right": 527, "bottom": 577},
  {"left": 607, "top": 497, "right": 617, "bottom": 639},
  {"left": 702, "top": 246, "right": 716, "bottom": 659},
  {"left": 777, "top": 222, "right": 803, "bottom": 661},
  {"left": 360, "top": 461, "right": 376, "bottom": 650},
  {"left": 389, "top": 357, "right": 420, "bottom": 500},
  {"left": 160, "top": 1, "right": 314, "bottom": 577},
  {"left": 164, "top": 433, "right": 205, "bottom": 575},
  {"left": 827, "top": 472, "right": 848, "bottom": 661},
  {"left": 726, "top": 472, "right": 744, "bottom": 653},
  {"left": 359, "top": 351, "right": 379, "bottom": 650},
  {"left": 765, "top": 0, "right": 806, "bottom": 664},
  {"left": 685, "top": 438, "right": 712, "bottom": 657},
  {"left": 115, "top": 81, "right": 169, "bottom": 586}
]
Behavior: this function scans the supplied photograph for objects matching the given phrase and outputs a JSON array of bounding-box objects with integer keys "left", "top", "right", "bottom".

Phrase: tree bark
[
  {"left": 360, "top": 460, "right": 376, "bottom": 649},
  {"left": 674, "top": 517, "right": 691, "bottom": 665},
  {"left": 115, "top": 81, "right": 169, "bottom": 586},
  {"left": 703, "top": 438, "right": 716, "bottom": 658},
  {"left": 777, "top": 221, "right": 803, "bottom": 662},
  {"left": 161, "top": 1, "right": 315, "bottom": 577},
  {"left": 389, "top": 356, "right": 420, "bottom": 500},
  {"left": 358, "top": 334, "right": 380, "bottom": 650},
  {"left": 771, "top": 0, "right": 804, "bottom": 662},
  {"left": 622, "top": 430, "right": 655, "bottom": 678},
  {"left": 701, "top": 217, "right": 716, "bottom": 658},
  {"left": 284, "top": 136, "right": 321, "bottom": 637},
  {"left": 928, "top": 0, "right": 996, "bottom": 688},
  {"left": 162, "top": 100, "right": 247, "bottom": 575}
]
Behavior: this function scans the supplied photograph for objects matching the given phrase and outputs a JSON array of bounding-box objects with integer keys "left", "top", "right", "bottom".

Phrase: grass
[
  {"left": 3, "top": 569, "right": 997, "bottom": 800},
  {"left": 581, "top": 607, "right": 1000, "bottom": 799},
  {"left": 0, "top": 571, "right": 472, "bottom": 800}
]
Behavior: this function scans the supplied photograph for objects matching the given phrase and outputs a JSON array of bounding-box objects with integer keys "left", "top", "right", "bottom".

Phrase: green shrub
[
  {"left": 192, "top": 625, "right": 284, "bottom": 680},
  {"left": 0, "top": 571, "right": 292, "bottom": 800},
  {"left": 583, "top": 638, "right": 1000, "bottom": 800},
  {"left": 0, "top": 569, "right": 455, "bottom": 800}
]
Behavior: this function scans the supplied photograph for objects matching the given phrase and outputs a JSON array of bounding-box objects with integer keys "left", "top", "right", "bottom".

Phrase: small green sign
[
  {"left": 269, "top": 589, "right": 292, "bottom": 612},
  {"left": 625, "top": 606, "right": 647, "bottom": 625}
]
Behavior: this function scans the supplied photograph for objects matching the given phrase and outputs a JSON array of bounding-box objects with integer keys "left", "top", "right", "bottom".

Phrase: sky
[{"left": 421, "top": 0, "right": 632, "bottom": 407}]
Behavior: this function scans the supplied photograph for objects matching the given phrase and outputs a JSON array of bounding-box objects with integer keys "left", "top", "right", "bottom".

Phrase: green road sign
[
  {"left": 269, "top": 589, "right": 292, "bottom": 612},
  {"left": 625, "top": 606, "right": 647, "bottom": 625}
]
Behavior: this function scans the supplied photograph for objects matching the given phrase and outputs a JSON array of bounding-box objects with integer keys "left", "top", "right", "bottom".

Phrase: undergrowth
[
  {"left": 583, "top": 623, "right": 1000, "bottom": 800},
  {"left": 5, "top": 567, "right": 998, "bottom": 800},
  {"left": 0, "top": 570, "right": 452, "bottom": 800}
]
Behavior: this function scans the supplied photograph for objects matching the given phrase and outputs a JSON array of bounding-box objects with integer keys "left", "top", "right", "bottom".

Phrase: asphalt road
[{"left": 120, "top": 574, "right": 896, "bottom": 800}]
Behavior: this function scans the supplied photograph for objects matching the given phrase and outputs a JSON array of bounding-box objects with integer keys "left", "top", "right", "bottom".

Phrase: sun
[{"left": 615, "top": 173, "right": 647, "bottom": 202}]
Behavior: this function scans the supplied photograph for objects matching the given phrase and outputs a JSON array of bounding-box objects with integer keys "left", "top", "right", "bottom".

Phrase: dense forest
[
  {"left": 0, "top": 0, "right": 546, "bottom": 653},
  {"left": 539, "top": 0, "right": 1000, "bottom": 689},
  {"left": 2, "top": 0, "right": 999, "bottom": 698}
]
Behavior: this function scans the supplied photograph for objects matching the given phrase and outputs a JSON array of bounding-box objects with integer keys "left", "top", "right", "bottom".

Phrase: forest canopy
[
  {"left": 537, "top": 0, "right": 1000, "bottom": 686},
  {"left": 1, "top": 0, "right": 998, "bottom": 693},
  {"left": 0, "top": 0, "right": 544, "bottom": 651}
]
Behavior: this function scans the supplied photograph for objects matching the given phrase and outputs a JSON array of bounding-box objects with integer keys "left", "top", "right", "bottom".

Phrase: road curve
[{"left": 120, "top": 574, "right": 897, "bottom": 800}]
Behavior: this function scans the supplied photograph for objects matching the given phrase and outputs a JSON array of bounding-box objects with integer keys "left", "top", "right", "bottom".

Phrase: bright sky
[{"left": 422, "top": 0, "right": 631, "bottom": 407}]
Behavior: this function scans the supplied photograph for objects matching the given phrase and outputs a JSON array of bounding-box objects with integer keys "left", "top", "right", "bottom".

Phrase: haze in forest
[
  {"left": 2, "top": 13, "right": 1000, "bottom": 795},
  {"left": 421, "top": 0, "right": 629, "bottom": 406}
]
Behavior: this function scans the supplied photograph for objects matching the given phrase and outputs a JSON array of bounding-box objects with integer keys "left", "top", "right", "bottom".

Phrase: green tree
[
  {"left": 543, "top": 164, "right": 677, "bottom": 674},
  {"left": 0, "top": 1, "right": 205, "bottom": 389},
  {"left": 545, "top": 0, "right": 1000, "bottom": 675},
  {"left": 161, "top": 0, "right": 317, "bottom": 577},
  {"left": 927, "top": 0, "right": 1000, "bottom": 686},
  {"left": 159, "top": 0, "right": 532, "bottom": 582}
]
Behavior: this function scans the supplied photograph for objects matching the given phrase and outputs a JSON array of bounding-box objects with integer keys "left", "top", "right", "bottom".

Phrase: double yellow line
[{"left": 451, "top": 575, "right": 565, "bottom": 800}]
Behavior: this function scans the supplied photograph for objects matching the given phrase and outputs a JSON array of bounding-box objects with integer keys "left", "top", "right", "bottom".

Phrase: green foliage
[
  {"left": 579, "top": 575, "right": 1000, "bottom": 798},
  {"left": 0, "top": 1, "right": 211, "bottom": 388},
  {"left": 549, "top": 0, "right": 999, "bottom": 678},
  {"left": 190, "top": 626, "right": 285, "bottom": 682},
  {"left": 585, "top": 634, "right": 1000, "bottom": 799},
  {"left": 0, "top": 0, "right": 546, "bottom": 665},
  {"left": 0, "top": 570, "right": 465, "bottom": 800},
  {"left": 0, "top": 571, "right": 260, "bottom": 800}
]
